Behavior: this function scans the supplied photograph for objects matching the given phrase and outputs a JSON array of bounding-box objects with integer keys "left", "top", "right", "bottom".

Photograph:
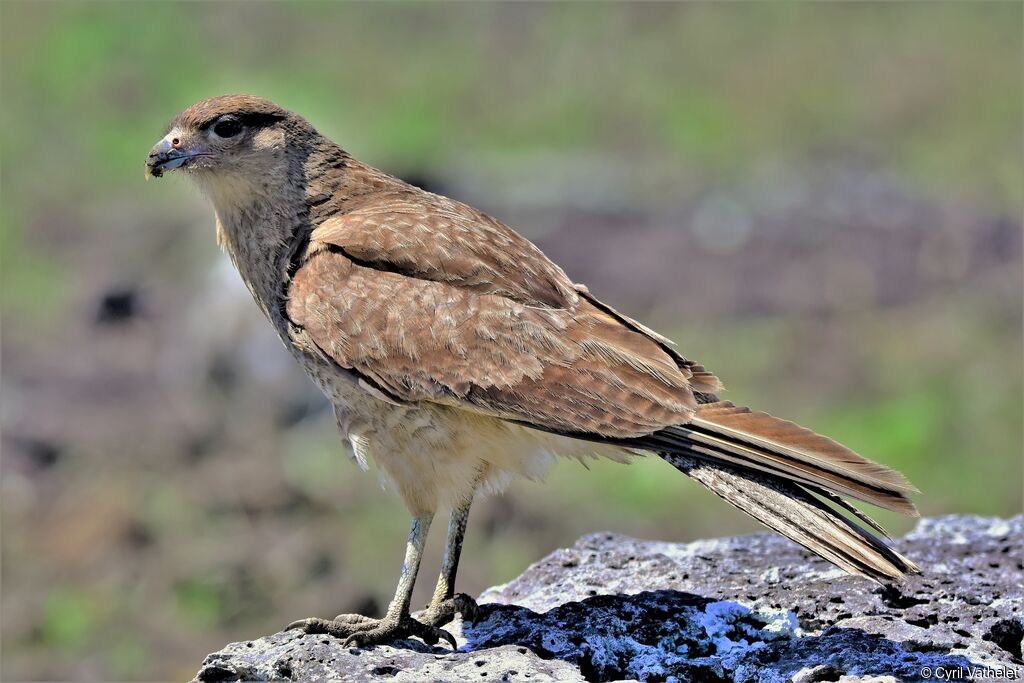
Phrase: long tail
[{"left": 645, "top": 401, "right": 919, "bottom": 582}]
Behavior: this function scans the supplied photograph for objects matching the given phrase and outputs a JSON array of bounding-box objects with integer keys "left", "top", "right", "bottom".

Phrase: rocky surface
[{"left": 193, "top": 515, "right": 1024, "bottom": 682}]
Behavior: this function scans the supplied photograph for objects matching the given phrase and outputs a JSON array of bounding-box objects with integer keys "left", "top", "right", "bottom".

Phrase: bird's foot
[
  {"left": 285, "top": 612, "right": 457, "bottom": 649},
  {"left": 416, "top": 592, "right": 479, "bottom": 628}
]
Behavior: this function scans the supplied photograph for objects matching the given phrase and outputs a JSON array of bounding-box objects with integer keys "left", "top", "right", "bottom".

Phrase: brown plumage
[{"left": 147, "top": 95, "right": 919, "bottom": 647}]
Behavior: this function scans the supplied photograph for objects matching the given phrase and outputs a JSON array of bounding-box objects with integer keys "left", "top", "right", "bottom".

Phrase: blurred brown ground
[{"left": 1, "top": 2, "right": 1021, "bottom": 681}]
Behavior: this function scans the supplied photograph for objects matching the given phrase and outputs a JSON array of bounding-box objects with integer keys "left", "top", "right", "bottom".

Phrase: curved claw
[
  {"left": 285, "top": 617, "right": 322, "bottom": 632},
  {"left": 408, "top": 618, "right": 458, "bottom": 649},
  {"left": 434, "top": 627, "right": 458, "bottom": 649}
]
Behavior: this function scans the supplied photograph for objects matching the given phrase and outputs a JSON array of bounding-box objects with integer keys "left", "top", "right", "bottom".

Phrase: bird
[{"left": 146, "top": 94, "right": 919, "bottom": 649}]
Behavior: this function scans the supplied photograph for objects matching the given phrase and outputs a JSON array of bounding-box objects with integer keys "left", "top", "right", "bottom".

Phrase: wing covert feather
[
  {"left": 310, "top": 191, "right": 578, "bottom": 309},
  {"left": 286, "top": 251, "right": 699, "bottom": 438}
]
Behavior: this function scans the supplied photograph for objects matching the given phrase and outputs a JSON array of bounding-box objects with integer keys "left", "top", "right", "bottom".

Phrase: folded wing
[{"left": 287, "top": 249, "right": 703, "bottom": 438}]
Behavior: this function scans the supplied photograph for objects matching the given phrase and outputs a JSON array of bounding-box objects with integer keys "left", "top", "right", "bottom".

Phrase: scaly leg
[
  {"left": 417, "top": 499, "right": 479, "bottom": 627},
  {"left": 286, "top": 513, "right": 456, "bottom": 648}
]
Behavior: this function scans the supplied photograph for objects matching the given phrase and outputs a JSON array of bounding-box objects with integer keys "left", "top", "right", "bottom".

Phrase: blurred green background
[{"left": 2, "top": 2, "right": 1021, "bottom": 681}]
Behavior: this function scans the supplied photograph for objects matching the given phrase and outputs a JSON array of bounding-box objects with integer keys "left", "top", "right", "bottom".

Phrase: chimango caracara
[{"left": 147, "top": 95, "right": 919, "bottom": 648}]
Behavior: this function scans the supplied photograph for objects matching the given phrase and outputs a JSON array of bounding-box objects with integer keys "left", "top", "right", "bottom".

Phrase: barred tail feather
[
  {"left": 628, "top": 400, "right": 921, "bottom": 581},
  {"left": 662, "top": 453, "right": 919, "bottom": 582}
]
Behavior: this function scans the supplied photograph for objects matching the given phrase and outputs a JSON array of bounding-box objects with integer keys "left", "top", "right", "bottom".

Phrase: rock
[{"left": 193, "top": 515, "right": 1024, "bottom": 682}]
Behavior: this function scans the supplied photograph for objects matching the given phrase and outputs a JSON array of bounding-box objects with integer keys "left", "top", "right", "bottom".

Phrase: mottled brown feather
[
  {"left": 287, "top": 250, "right": 698, "bottom": 438},
  {"left": 310, "top": 191, "right": 578, "bottom": 309},
  {"left": 575, "top": 287, "right": 723, "bottom": 394}
]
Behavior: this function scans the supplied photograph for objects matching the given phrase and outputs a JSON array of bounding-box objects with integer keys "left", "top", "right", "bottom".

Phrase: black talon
[{"left": 437, "top": 628, "right": 457, "bottom": 649}]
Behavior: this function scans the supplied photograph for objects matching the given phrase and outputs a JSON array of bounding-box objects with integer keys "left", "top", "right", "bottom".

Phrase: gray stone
[{"left": 193, "top": 515, "right": 1024, "bottom": 682}]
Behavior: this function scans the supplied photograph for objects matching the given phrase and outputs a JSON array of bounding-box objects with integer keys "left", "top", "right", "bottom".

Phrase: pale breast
[{"left": 301, "top": 350, "right": 635, "bottom": 514}]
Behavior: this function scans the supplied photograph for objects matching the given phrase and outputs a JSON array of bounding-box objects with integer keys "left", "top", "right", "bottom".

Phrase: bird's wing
[
  {"left": 306, "top": 190, "right": 579, "bottom": 308},
  {"left": 287, "top": 245, "right": 704, "bottom": 438}
]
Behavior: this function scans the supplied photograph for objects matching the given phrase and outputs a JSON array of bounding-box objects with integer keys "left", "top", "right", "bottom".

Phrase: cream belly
[{"left": 305, "top": 358, "right": 634, "bottom": 515}]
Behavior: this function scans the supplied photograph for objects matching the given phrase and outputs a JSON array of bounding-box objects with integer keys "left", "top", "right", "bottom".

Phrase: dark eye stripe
[{"left": 200, "top": 112, "right": 285, "bottom": 131}]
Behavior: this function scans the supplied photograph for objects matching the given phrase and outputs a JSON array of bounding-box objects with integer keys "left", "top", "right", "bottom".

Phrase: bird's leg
[
  {"left": 286, "top": 513, "right": 456, "bottom": 648},
  {"left": 416, "top": 499, "right": 479, "bottom": 627}
]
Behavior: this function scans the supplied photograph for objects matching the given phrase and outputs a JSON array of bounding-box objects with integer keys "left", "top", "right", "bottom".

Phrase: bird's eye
[{"left": 212, "top": 118, "right": 242, "bottom": 138}]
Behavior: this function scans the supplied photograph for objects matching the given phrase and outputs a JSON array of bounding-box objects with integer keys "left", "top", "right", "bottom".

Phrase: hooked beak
[{"left": 146, "top": 132, "right": 210, "bottom": 178}]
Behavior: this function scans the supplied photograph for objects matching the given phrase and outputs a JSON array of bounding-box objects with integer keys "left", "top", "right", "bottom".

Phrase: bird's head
[{"left": 146, "top": 95, "right": 318, "bottom": 205}]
